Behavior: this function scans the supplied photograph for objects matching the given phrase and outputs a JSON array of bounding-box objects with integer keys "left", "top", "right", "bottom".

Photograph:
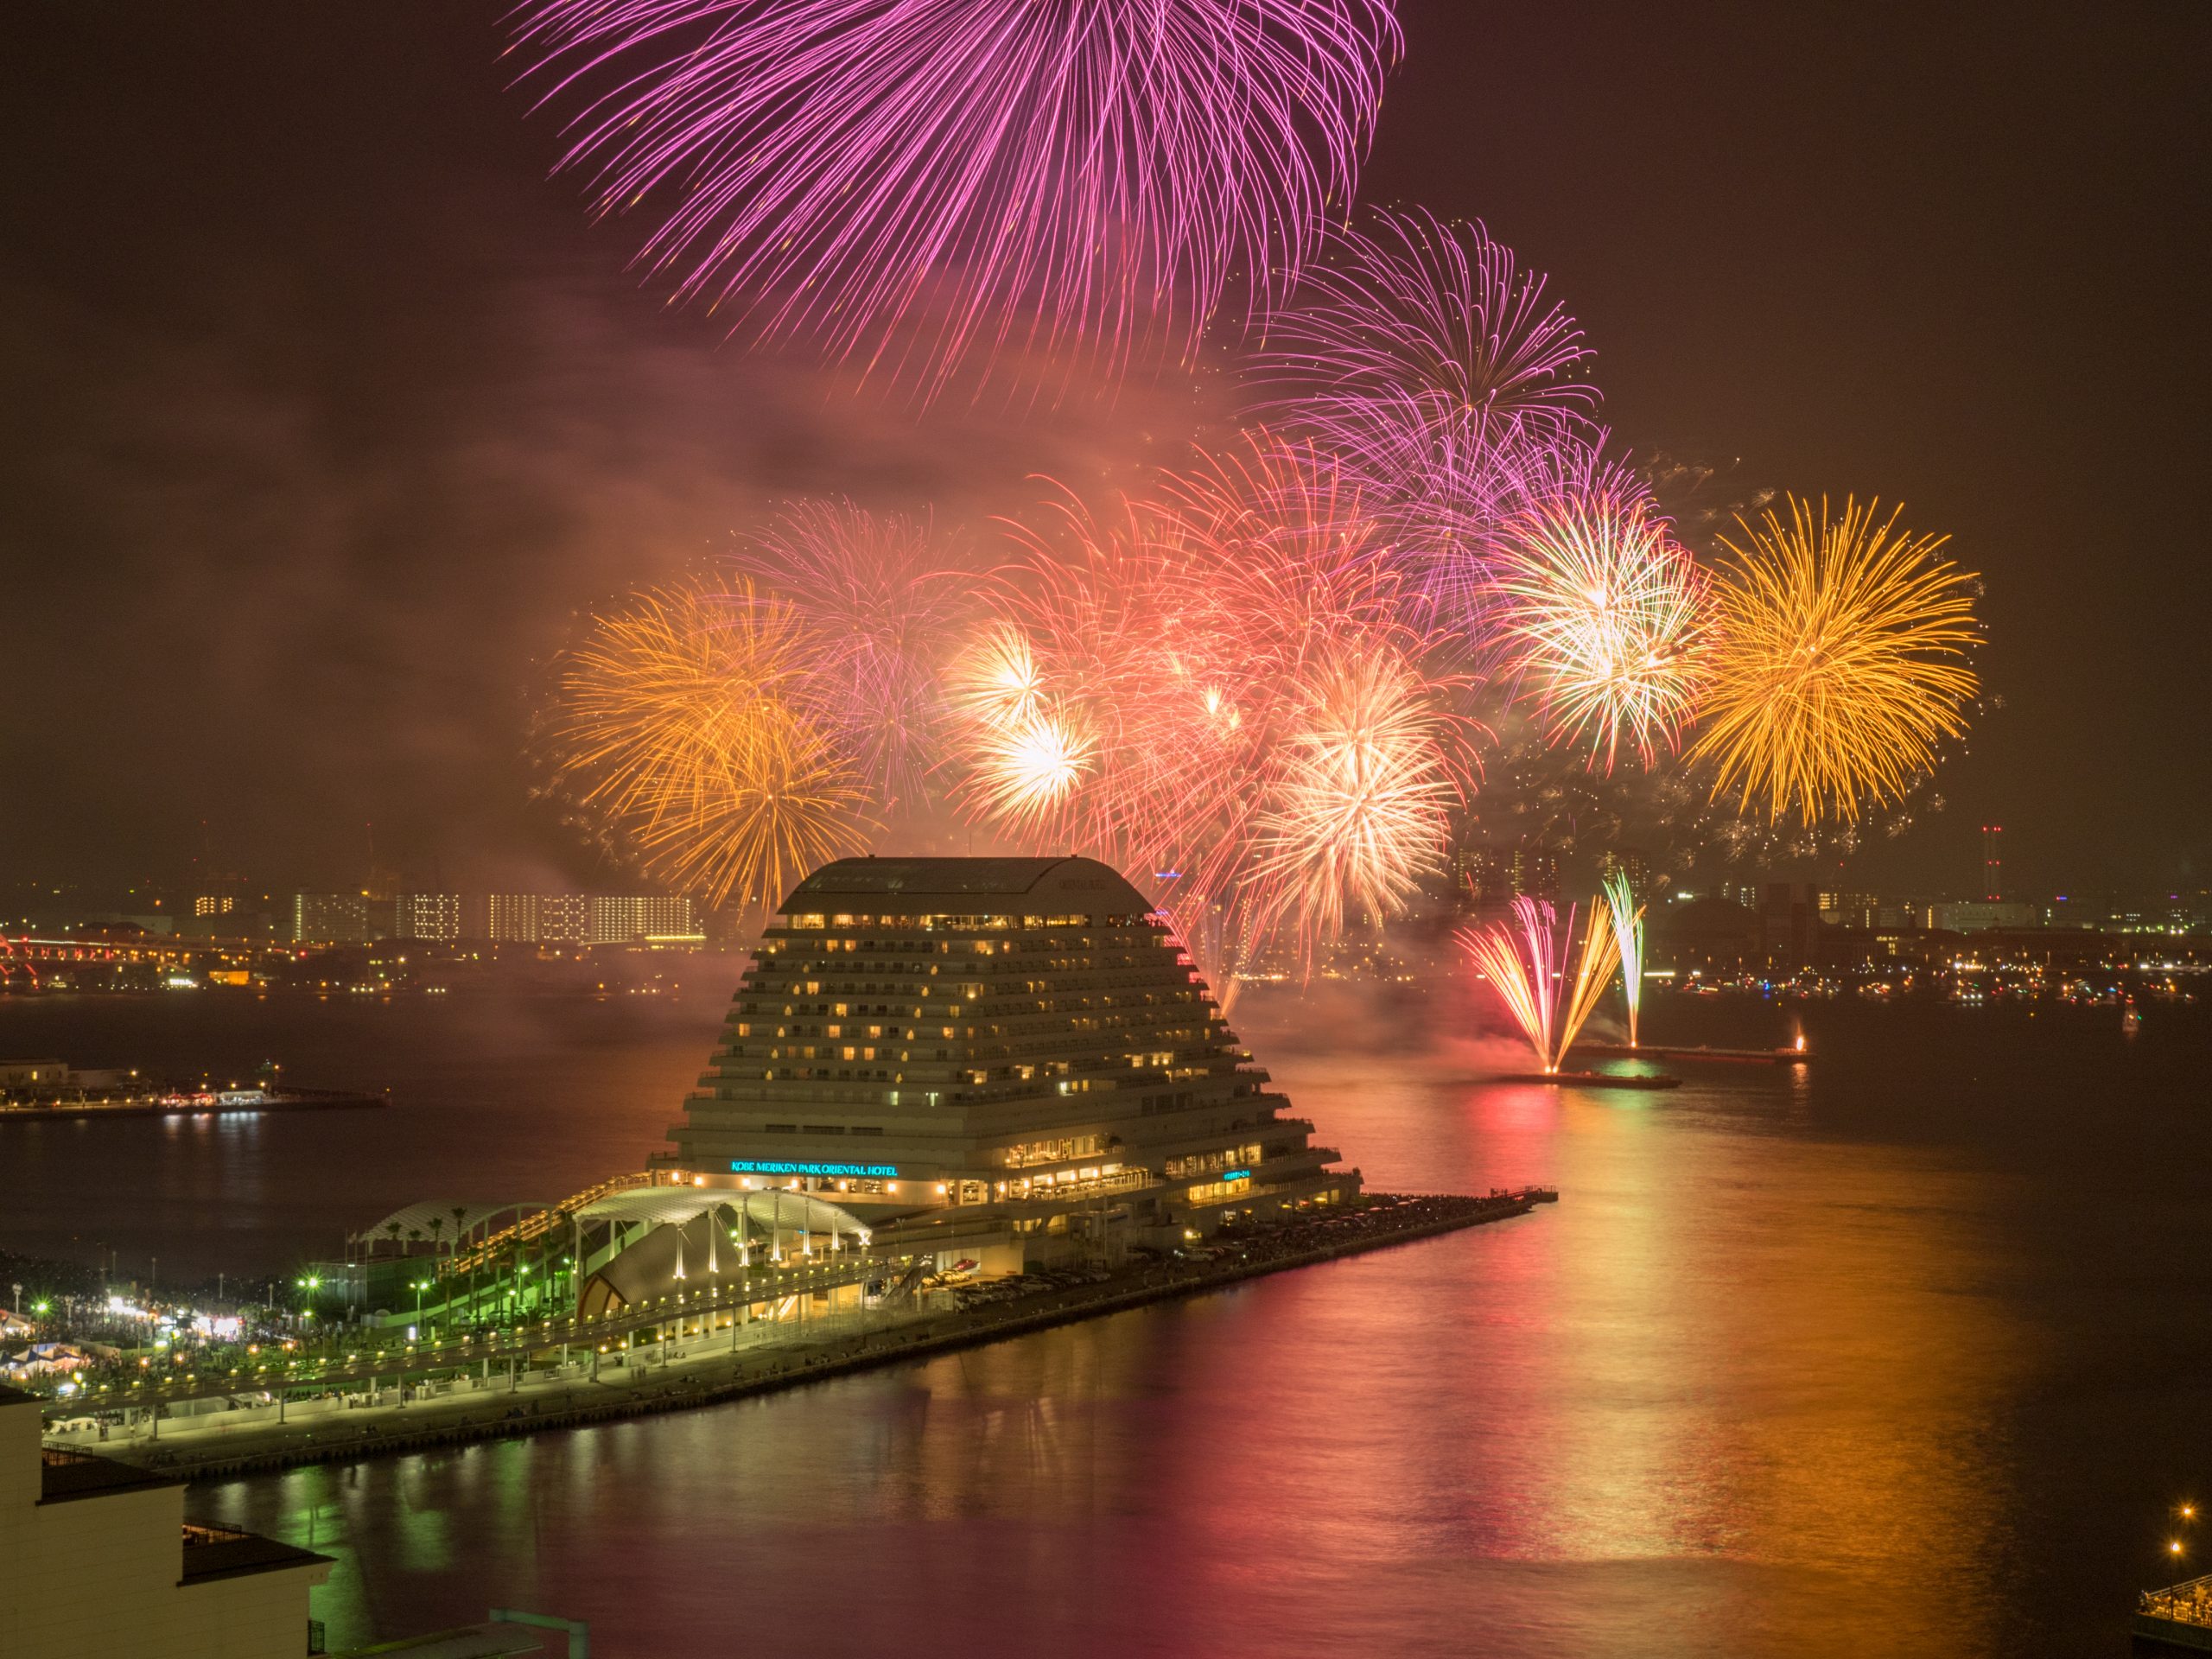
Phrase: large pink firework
[{"left": 513, "top": 0, "right": 1401, "bottom": 404}]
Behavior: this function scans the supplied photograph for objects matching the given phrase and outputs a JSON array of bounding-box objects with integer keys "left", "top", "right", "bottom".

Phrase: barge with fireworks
[
  {"left": 1570, "top": 1040, "right": 1811, "bottom": 1065},
  {"left": 1487, "top": 1071, "right": 1681, "bottom": 1090}
]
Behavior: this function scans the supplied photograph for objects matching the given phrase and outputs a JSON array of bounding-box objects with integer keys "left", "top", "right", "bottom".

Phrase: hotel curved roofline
[{"left": 780, "top": 855, "right": 1151, "bottom": 915}]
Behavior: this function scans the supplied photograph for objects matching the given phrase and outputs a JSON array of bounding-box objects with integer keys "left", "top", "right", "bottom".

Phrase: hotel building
[{"left": 661, "top": 856, "right": 1357, "bottom": 1272}]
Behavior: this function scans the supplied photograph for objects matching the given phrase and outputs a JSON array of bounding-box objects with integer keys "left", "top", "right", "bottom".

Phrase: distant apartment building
[
  {"left": 1818, "top": 891, "right": 1881, "bottom": 929},
  {"left": 392, "top": 893, "right": 463, "bottom": 942},
  {"left": 587, "top": 893, "right": 697, "bottom": 943},
  {"left": 1596, "top": 848, "right": 1651, "bottom": 894},
  {"left": 1449, "top": 842, "right": 1560, "bottom": 908},
  {"left": 289, "top": 893, "right": 380, "bottom": 944},
  {"left": 289, "top": 889, "right": 698, "bottom": 947},
  {"left": 476, "top": 893, "right": 698, "bottom": 946}
]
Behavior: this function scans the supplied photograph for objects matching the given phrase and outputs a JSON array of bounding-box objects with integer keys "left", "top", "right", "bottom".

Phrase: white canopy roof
[{"left": 575, "top": 1186, "right": 868, "bottom": 1243}]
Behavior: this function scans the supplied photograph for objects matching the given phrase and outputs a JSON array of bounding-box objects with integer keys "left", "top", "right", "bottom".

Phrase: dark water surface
[{"left": 4, "top": 986, "right": 2209, "bottom": 1656}]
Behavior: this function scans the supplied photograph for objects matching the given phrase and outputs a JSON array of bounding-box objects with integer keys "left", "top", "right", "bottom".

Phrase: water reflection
[
  {"left": 31, "top": 991, "right": 2209, "bottom": 1654},
  {"left": 193, "top": 1052, "right": 2021, "bottom": 1653}
]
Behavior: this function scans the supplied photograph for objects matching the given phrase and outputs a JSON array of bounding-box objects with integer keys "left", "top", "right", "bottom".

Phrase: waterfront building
[
  {"left": 1817, "top": 891, "right": 1881, "bottom": 929},
  {"left": 1925, "top": 899, "right": 2037, "bottom": 934},
  {"left": 477, "top": 892, "right": 697, "bottom": 945},
  {"left": 658, "top": 856, "right": 1356, "bottom": 1278},
  {"left": 0, "top": 1383, "right": 330, "bottom": 1654},
  {"left": 392, "top": 892, "right": 463, "bottom": 941},
  {"left": 289, "top": 892, "right": 381, "bottom": 944}
]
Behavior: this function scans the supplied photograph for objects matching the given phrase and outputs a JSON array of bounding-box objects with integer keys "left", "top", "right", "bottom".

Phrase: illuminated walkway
[
  {"left": 40, "top": 1192, "right": 1548, "bottom": 1478},
  {"left": 41, "top": 1250, "right": 886, "bottom": 1435}
]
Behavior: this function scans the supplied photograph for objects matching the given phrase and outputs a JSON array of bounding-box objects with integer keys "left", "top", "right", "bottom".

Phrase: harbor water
[{"left": 2, "top": 986, "right": 2206, "bottom": 1656}]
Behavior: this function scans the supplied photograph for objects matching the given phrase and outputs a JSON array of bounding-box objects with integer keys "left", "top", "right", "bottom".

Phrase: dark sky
[{"left": 4, "top": 3, "right": 2205, "bottom": 899}]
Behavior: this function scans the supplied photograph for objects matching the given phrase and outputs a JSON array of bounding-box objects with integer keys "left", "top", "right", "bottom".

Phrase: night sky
[{"left": 4, "top": 3, "right": 2204, "bottom": 899}]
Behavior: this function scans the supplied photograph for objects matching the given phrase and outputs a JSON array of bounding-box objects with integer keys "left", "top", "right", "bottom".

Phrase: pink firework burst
[
  {"left": 1241, "top": 209, "right": 1600, "bottom": 509},
  {"left": 514, "top": 0, "right": 1401, "bottom": 404},
  {"left": 734, "top": 499, "right": 976, "bottom": 815}
]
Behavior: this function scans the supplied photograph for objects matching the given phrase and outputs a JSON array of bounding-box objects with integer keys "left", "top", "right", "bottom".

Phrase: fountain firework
[
  {"left": 1601, "top": 870, "right": 1646, "bottom": 1047},
  {"left": 1459, "top": 896, "right": 1622, "bottom": 1073}
]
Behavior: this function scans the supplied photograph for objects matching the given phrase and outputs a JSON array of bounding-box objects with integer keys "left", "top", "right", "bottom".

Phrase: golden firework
[
  {"left": 549, "top": 578, "right": 874, "bottom": 915},
  {"left": 1688, "top": 496, "right": 1978, "bottom": 822}
]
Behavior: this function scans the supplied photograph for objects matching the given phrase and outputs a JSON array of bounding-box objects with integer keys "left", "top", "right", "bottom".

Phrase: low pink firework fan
[{"left": 1459, "top": 896, "right": 1621, "bottom": 1073}]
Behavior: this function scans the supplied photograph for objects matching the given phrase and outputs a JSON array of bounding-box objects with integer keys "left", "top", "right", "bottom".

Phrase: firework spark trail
[
  {"left": 1688, "top": 495, "right": 1979, "bottom": 823},
  {"left": 734, "top": 500, "right": 974, "bottom": 815},
  {"left": 1602, "top": 869, "right": 1646, "bottom": 1047},
  {"left": 1459, "top": 895, "right": 1622, "bottom": 1072},
  {"left": 547, "top": 577, "right": 876, "bottom": 916},
  {"left": 1494, "top": 487, "right": 1707, "bottom": 772},
  {"left": 514, "top": 0, "right": 1400, "bottom": 404}
]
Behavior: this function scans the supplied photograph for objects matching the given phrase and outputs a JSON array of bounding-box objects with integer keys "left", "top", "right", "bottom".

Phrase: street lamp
[{"left": 411, "top": 1279, "right": 431, "bottom": 1329}]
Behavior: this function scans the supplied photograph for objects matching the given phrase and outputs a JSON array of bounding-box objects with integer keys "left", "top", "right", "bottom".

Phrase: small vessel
[{"left": 2123, "top": 1001, "right": 2143, "bottom": 1036}]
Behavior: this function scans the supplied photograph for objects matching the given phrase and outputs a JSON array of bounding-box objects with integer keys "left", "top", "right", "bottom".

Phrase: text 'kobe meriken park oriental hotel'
[{"left": 652, "top": 855, "right": 1358, "bottom": 1280}]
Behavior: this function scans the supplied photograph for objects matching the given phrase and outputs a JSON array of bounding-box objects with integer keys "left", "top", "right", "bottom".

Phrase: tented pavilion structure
[{"left": 571, "top": 1185, "right": 870, "bottom": 1316}]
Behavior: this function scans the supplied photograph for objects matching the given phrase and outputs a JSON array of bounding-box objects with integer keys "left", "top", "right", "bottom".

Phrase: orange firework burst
[
  {"left": 548, "top": 577, "right": 875, "bottom": 915},
  {"left": 1688, "top": 496, "right": 1979, "bottom": 822}
]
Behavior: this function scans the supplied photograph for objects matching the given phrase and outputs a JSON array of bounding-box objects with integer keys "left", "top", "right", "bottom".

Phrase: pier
[
  {"left": 0, "top": 1086, "right": 385, "bottom": 1122},
  {"left": 36, "top": 1190, "right": 1551, "bottom": 1480}
]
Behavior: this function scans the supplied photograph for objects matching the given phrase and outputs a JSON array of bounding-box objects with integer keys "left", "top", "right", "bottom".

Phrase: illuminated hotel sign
[{"left": 731, "top": 1160, "right": 899, "bottom": 1179}]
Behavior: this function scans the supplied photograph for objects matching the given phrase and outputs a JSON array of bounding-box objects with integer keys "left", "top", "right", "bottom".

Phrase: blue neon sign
[
  {"left": 1221, "top": 1169, "right": 1250, "bottom": 1182},
  {"left": 732, "top": 1160, "right": 899, "bottom": 1179}
]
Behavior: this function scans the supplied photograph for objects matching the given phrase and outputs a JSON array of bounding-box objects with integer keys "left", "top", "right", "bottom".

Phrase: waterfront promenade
[{"left": 42, "top": 1191, "right": 1548, "bottom": 1478}]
